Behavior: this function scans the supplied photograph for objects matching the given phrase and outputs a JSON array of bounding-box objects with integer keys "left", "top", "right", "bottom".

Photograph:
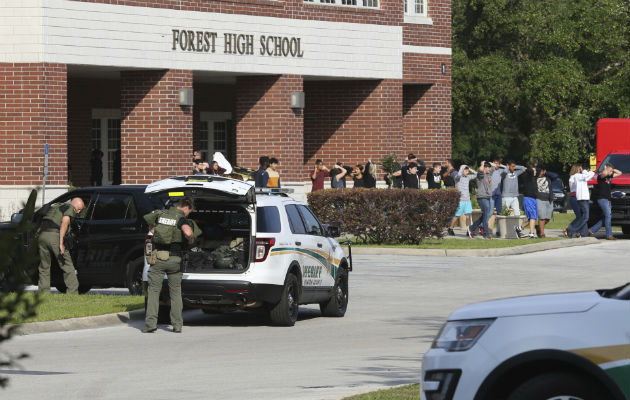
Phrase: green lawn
[
  {"left": 351, "top": 237, "right": 560, "bottom": 249},
  {"left": 5, "top": 292, "right": 144, "bottom": 324},
  {"left": 544, "top": 212, "right": 620, "bottom": 231},
  {"left": 344, "top": 384, "right": 420, "bottom": 400}
]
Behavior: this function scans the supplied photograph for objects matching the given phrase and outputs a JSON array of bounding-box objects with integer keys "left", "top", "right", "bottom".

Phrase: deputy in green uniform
[
  {"left": 37, "top": 197, "right": 85, "bottom": 294},
  {"left": 142, "top": 197, "right": 195, "bottom": 333}
]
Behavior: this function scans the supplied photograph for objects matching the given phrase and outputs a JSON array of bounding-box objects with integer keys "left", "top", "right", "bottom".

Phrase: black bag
[{"left": 63, "top": 231, "right": 77, "bottom": 251}]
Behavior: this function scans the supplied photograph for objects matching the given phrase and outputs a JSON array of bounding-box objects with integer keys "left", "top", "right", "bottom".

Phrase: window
[
  {"left": 285, "top": 205, "right": 307, "bottom": 234},
  {"left": 303, "top": 0, "right": 378, "bottom": 8},
  {"left": 91, "top": 194, "right": 136, "bottom": 221},
  {"left": 405, "top": 0, "right": 427, "bottom": 16},
  {"left": 297, "top": 206, "right": 324, "bottom": 236},
  {"left": 257, "top": 206, "right": 281, "bottom": 233}
]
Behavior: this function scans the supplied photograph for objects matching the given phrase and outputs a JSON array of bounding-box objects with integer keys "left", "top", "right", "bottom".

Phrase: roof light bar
[{"left": 254, "top": 187, "right": 295, "bottom": 194}]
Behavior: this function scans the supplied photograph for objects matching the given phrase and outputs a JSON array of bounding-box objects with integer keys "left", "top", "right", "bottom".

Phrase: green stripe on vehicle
[
  {"left": 605, "top": 364, "right": 630, "bottom": 398},
  {"left": 271, "top": 247, "right": 338, "bottom": 278}
]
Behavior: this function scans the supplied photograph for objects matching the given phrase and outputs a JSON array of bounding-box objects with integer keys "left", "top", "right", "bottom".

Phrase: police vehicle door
[{"left": 296, "top": 205, "right": 335, "bottom": 289}]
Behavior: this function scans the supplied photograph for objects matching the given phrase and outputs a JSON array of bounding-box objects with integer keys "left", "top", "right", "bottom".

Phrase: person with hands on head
[
  {"left": 517, "top": 163, "right": 539, "bottom": 239},
  {"left": 330, "top": 162, "right": 348, "bottom": 188},
  {"left": 37, "top": 197, "right": 85, "bottom": 294},
  {"left": 467, "top": 162, "right": 494, "bottom": 239},
  {"left": 535, "top": 166, "right": 559, "bottom": 238},
  {"left": 447, "top": 164, "right": 477, "bottom": 235},
  {"left": 311, "top": 159, "right": 329, "bottom": 192},
  {"left": 588, "top": 163, "right": 622, "bottom": 240},
  {"left": 566, "top": 165, "right": 596, "bottom": 238},
  {"left": 142, "top": 197, "right": 196, "bottom": 334}
]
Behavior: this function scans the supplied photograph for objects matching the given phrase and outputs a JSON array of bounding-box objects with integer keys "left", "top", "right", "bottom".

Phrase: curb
[
  {"left": 14, "top": 308, "right": 145, "bottom": 336},
  {"left": 350, "top": 237, "right": 601, "bottom": 257}
]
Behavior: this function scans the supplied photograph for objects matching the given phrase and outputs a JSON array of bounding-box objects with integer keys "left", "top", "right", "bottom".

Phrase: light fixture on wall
[
  {"left": 179, "top": 88, "right": 194, "bottom": 106},
  {"left": 441, "top": 63, "right": 446, "bottom": 75},
  {"left": 290, "top": 92, "right": 305, "bottom": 109}
]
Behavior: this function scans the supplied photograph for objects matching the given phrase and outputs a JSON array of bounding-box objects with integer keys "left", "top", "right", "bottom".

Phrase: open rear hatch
[{"left": 145, "top": 176, "right": 256, "bottom": 273}]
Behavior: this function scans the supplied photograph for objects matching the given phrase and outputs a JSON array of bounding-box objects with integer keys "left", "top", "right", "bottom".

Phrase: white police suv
[
  {"left": 422, "top": 282, "right": 630, "bottom": 400},
  {"left": 142, "top": 175, "right": 352, "bottom": 326}
]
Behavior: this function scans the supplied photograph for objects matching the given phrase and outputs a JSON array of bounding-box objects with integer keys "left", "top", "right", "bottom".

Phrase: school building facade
[{"left": 0, "top": 0, "right": 451, "bottom": 219}]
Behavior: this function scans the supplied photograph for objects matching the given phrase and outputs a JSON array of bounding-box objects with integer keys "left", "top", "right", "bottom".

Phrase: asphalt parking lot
[{"left": 4, "top": 240, "right": 629, "bottom": 400}]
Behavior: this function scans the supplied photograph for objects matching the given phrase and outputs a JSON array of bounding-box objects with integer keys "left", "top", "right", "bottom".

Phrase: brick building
[{"left": 0, "top": 0, "right": 451, "bottom": 219}]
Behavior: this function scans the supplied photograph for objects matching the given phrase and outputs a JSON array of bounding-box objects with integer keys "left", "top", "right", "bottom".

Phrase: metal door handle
[
  {"left": 295, "top": 241, "right": 301, "bottom": 246},
  {"left": 317, "top": 243, "right": 323, "bottom": 248}
]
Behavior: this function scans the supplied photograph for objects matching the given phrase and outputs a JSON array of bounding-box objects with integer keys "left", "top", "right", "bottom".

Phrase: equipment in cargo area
[{"left": 181, "top": 205, "right": 251, "bottom": 273}]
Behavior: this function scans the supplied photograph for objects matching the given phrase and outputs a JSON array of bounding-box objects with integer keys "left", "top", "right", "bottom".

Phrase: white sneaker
[{"left": 528, "top": 234, "right": 535, "bottom": 239}]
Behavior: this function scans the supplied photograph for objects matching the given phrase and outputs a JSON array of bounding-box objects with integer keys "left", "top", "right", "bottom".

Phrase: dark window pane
[
  {"left": 599, "top": 154, "right": 630, "bottom": 174},
  {"left": 256, "top": 206, "right": 281, "bottom": 233},
  {"left": 92, "top": 194, "right": 132, "bottom": 220},
  {"left": 297, "top": 205, "right": 323, "bottom": 236},
  {"left": 285, "top": 205, "right": 306, "bottom": 234}
]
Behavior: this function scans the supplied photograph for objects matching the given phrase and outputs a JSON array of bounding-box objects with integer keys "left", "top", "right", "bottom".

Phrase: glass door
[
  {"left": 199, "top": 112, "right": 231, "bottom": 162},
  {"left": 92, "top": 109, "right": 121, "bottom": 185}
]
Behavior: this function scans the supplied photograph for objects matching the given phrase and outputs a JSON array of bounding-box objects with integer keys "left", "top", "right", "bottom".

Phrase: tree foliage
[
  {"left": 453, "top": 0, "right": 630, "bottom": 167},
  {"left": 0, "top": 190, "right": 41, "bottom": 387}
]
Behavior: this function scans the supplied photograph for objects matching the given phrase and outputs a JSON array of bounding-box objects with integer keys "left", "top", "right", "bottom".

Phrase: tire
[
  {"left": 622, "top": 225, "right": 630, "bottom": 235},
  {"left": 319, "top": 268, "right": 348, "bottom": 317},
  {"left": 269, "top": 274, "right": 299, "bottom": 326},
  {"left": 125, "top": 256, "right": 144, "bottom": 296},
  {"left": 507, "top": 372, "right": 606, "bottom": 400}
]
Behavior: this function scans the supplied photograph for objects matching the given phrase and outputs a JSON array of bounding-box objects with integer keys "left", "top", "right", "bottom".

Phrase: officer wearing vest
[
  {"left": 142, "top": 197, "right": 195, "bottom": 333},
  {"left": 37, "top": 198, "right": 85, "bottom": 294}
]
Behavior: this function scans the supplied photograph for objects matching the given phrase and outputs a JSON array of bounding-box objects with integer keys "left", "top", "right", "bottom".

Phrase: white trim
[
  {"left": 404, "top": 15, "right": 433, "bottom": 25},
  {"left": 599, "top": 359, "right": 630, "bottom": 371},
  {"left": 403, "top": 45, "right": 451, "bottom": 55}
]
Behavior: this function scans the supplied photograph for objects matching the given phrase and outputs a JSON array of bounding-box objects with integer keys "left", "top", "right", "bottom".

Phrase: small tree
[
  {"left": 380, "top": 154, "right": 400, "bottom": 189},
  {"left": 0, "top": 189, "right": 41, "bottom": 387}
]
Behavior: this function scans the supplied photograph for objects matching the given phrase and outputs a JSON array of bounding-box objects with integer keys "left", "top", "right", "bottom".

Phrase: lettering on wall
[{"left": 172, "top": 29, "right": 304, "bottom": 58}]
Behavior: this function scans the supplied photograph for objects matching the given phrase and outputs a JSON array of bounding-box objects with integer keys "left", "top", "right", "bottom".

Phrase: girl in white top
[{"left": 566, "top": 166, "right": 595, "bottom": 237}]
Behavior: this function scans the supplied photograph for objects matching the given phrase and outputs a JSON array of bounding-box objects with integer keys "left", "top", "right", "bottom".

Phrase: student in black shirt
[
  {"left": 402, "top": 162, "right": 421, "bottom": 189},
  {"left": 426, "top": 163, "right": 442, "bottom": 189},
  {"left": 588, "top": 163, "right": 622, "bottom": 239}
]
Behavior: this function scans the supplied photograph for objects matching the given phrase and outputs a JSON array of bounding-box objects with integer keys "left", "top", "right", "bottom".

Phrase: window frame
[
  {"left": 90, "top": 193, "right": 137, "bottom": 222},
  {"left": 285, "top": 204, "right": 308, "bottom": 235},
  {"left": 296, "top": 205, "right": 325, "bottom": 237},
  {"left": 404, "top": 0, "right": 433, "bottom": 24}
]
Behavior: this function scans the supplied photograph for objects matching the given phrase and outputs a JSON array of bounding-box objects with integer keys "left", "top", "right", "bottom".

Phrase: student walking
[
  {"left": 566, "top": 164, "right": 583, "bottom": 224},
  {"left": 468, "top": 162, "right": 494, "bottom": 239},
  {"left": 535, "top": 167, "right": 558, "bottom": 238},
  {"left": 566, "top": 165, "right": 596, "bottom": 237},
  {"left": 447, "top": 165, "right": 477, "bottom": 235},
  {"left": 426, "top": 163, "right": 442, "bottom": 189},
  {"left": 517, "top": 164, "right": 538, "bottom": 239},
  {"left": 255, "top": 156, "right": 270, "bottom": 188},
  {"left": 588, "top": 163, "right": 622, "bottom": 240},
  {"left": 266, "top": 157, "right": 281, "bottom": 188},
  {"left": 490, "top": 158, "right": 505, "bottom": 236},
  {"left": 500, "top": 161, "right": 526, "bottom": 216}
]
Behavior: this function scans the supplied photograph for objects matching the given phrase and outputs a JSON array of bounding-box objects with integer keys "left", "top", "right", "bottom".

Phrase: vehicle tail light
[
  {"left": 145, "top": 235, "right": 153, "bottom": 257},
  {"left": 255, "top": 238, "right": 275, "bottom": 262}
]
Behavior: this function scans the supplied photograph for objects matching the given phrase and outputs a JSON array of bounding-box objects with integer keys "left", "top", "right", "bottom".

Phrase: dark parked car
[
  {"left": 10, "top": 186, "right": 163, "bottom": 294},
  {"left": 551, "top": 176, "right": 567, "bottom": 213}
]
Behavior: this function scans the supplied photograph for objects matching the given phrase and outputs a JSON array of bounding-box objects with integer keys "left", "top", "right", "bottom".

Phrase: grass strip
[
  {"left": 351, "top": 237, "right": 561, "bottom": 249},
  {"left": 5, "top": 293, "right": 144, "bottom": 324},
  {"left": 344, "top": 384, "right": 420, "bottom": 400}
]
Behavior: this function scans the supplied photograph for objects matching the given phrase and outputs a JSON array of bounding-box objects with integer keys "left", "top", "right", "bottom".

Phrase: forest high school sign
[{"left": 172, "top": 29, "right": 305, "bottom": 58}]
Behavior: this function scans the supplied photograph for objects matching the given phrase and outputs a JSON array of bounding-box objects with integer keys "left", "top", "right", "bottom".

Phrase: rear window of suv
[{"left": 257, "top": 206, "right": 281, "bottom": 233}]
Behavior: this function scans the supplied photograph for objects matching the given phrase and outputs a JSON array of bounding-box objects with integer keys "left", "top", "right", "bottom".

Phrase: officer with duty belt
[
  {"left": 37, "top": 198, "right": 85, "bottom": 294},
  {"left": 142, "top": 197, "right": 196, "bottom": 333}
]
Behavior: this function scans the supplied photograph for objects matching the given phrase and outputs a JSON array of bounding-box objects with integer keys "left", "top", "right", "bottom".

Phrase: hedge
[{"left": 307, "top": 188, "right": 460, "bottom": 244}]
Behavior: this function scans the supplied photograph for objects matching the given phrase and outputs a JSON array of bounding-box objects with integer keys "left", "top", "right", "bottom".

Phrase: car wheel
[
  {"left": 507, "top": 372, "right": 606, "bottom": 400},
  {"left": 269, "top": 274, "right": 299, "bottom": 326},
  {"left": 319, "top": 268, "right": 348, "bottom": 317},
  {"left": 622, "top": 225, "right": 630, "bottom": 235},
  {"left": 125, "top": 256, "right": 144, "bottom": 296}
]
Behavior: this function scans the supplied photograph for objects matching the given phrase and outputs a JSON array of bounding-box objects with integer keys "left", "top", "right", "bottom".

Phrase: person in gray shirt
[
  {"left": 468, "top": 162, "right": 494, "bottom": 239},
  {"left": 500, "top": 161, "right": 526, "bottom": 216},
  {"left": 448, "top": 165, "right": 478, "bottom": 234}
]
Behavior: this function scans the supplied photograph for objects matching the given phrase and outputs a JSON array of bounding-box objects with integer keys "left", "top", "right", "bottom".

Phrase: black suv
[{"left": 10, "top": 186, "right": 163, "bottom": 294}]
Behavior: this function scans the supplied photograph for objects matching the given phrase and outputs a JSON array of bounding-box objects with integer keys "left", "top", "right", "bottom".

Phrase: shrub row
[{"left": 307, "top": 188, "right": 460, "bottom": 244}]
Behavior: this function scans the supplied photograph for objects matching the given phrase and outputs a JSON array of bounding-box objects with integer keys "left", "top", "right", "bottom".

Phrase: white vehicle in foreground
[
  {"left": 422, "top": 283, "right": 630, "bottom": 400},
  {"left": 142, "top": 175, "right": 352, "bottom": 326}
]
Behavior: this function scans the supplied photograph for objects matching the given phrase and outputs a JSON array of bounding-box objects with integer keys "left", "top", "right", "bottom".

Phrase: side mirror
[
  {"left": 11, "top": 213, "right": 23, "bottom": 224},
  {"left": 326, "top": 225, "right": 341, "bottom": 238}
]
